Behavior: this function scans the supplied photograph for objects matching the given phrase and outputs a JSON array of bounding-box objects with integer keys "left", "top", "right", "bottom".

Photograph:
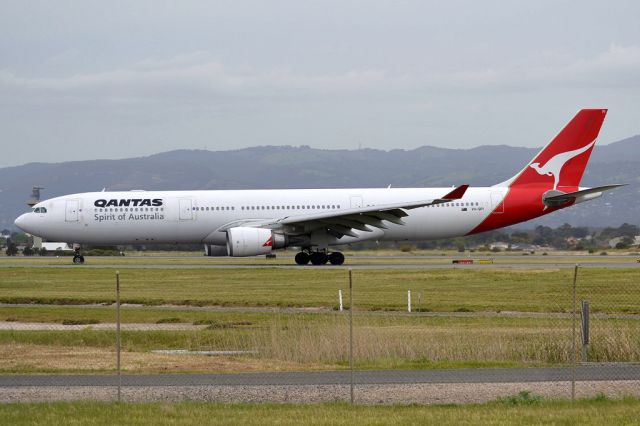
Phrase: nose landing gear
[{"left": 72, "top": 246, "right": 85, "bottom": 264}]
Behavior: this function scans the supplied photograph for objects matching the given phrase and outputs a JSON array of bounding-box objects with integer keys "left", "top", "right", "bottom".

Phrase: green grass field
[
  {"left": 1, "top": 266, "right": 639, "bottom": 312},
  {"left": 1, "top": 398, "right": 639, "bottom": 426},
  {"left": 1, "top": 265, "right": 638, "bottom": 373}
]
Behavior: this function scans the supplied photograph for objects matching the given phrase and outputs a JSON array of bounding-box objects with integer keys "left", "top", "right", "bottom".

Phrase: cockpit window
[{"left": 34, "top": 207, "right": 47, "bottom": 213}]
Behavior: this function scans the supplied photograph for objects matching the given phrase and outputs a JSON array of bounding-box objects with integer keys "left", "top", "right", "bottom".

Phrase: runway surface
[
  {"left": 2, "top": 253, "right": 639, "bottom": 269},
  {"left": 2, "top": 262, "right": 638, "bottom": 269},
  {"left": 2, "top": 365, "right": 638, "bottom": 387}
]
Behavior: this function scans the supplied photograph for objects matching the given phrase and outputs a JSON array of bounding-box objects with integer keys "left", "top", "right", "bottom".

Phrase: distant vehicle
[
  {"left": 40, "top": 242, "right": 73, "bottom": 252},
  {"left": 15, "top": 109, "right": 623, "bottom": 265}
]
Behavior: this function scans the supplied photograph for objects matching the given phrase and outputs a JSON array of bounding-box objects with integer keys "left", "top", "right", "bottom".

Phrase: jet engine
[
  {"left": 226, "top": 227, "right": 287, "bottom": 257},
  {"left": 204, "top": 244, "right": 229, "bottom": 256}
]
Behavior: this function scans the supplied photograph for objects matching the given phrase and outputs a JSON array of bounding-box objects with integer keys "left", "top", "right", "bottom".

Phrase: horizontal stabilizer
[{"left": 543, "top": 184, "right": 626, "bottom": 207}]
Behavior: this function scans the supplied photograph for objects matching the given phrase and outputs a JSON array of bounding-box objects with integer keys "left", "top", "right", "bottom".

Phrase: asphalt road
[{"left": 1, "top": 366, "right": 638, "bottom": 387}]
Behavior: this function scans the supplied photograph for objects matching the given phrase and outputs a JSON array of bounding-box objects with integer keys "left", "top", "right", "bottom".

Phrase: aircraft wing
[{"left": 218, "top": 185, "right": 468, "bottom": 238}]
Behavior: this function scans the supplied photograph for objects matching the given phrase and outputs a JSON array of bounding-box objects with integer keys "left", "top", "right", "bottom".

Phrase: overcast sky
[{"left": 1, "top": 0, "right": 639, "bottom": 168}]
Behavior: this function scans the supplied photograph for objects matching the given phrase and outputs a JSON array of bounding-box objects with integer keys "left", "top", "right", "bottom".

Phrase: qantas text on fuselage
[{"left": 14, "top": 109, "right": 624, "bottom": 265}]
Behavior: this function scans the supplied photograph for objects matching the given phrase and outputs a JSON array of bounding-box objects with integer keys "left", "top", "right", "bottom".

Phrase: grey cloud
[{"left": 2, "top": 44, "right": 640, "bottom": 105}]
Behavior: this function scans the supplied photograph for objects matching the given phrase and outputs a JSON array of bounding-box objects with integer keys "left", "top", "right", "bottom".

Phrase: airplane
[{"left": 14, "top": 108, "right": 624, "bottom": 265}]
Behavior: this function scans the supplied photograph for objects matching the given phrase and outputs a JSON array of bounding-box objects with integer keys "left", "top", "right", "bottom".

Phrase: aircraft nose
[{"left": 14, "top": 213, "right": 31, "bottom": 232}]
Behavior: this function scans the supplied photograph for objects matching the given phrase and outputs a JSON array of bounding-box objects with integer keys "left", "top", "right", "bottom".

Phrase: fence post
[
  {"left": 408, "top": 290, "right": 412, "bottom": 313},
  {"left": 339, "top": 289, "right": 343, "bottom": 312},
  {"left": 349, "top": 268, "right": 354, "bottom": 405},
  {"left": 581, "top": 300, "right": 590, "bottom": 362},
  {"left": 116, "top": 271, "right": 121, "bottom": 403},
  {"left": 571, "top": 264, "right": 578, "bottom": 402}
]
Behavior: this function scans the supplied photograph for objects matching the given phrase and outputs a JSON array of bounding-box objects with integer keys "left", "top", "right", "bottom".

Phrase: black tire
[
  {"left": 295, "top": 252, "right": 310, "bottom": 265},
  {"left": 73, "top": 255, "right": 82, "bottom": 264},
  {"left": 310, "top": 252, "right": 328, "bottom": 265},
  {"left": 329, "top": 252, "right": 345, "bottom": 265},
  {"left": 79, "top": 255, "right": 85, "bottom": 264}
]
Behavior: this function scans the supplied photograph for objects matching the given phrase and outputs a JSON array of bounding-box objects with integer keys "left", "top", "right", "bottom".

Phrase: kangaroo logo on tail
[{"left": 529, "top": 139, "right": 596, "bottom": 190}]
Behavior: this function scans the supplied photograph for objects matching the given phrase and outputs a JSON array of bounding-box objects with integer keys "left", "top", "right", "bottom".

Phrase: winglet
[{"left": 441, "top": 184, "right": 469, "bottom": 200}]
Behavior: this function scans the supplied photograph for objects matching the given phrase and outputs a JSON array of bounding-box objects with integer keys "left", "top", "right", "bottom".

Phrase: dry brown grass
[
  {"left": 253, "top": 315, "right": 640, "bottom": 367},
  {"left": 1, "top": 315, "right": 638, "bottom": 373},
  {"left": 0, "top": 343, "right": 336, "bottom": 373}
]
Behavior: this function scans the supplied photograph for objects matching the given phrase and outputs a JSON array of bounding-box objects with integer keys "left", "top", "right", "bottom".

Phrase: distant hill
[{"left": 1, "top": 136, "right": 639, "bottom": 230}]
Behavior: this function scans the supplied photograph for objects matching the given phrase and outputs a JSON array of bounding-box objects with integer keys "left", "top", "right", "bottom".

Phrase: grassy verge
[
  {"left": 0, "top": 312, "right": 637, "bottom": 373},
  {"left": 0, "top": 397, "right": 639, "bottom": 425},
  {"left": 1, "top": 267, "right": 640, "bottom": 312}
]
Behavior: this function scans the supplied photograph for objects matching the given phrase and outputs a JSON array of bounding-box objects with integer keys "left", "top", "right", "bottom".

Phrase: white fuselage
[{"left": 17, "top": 187, "right": 507, "bottom": 247}]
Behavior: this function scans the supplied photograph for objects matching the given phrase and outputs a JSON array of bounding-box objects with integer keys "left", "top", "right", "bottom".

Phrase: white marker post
[
  {"left": 408, "top": 290, "right": 412, "bottom": 313},
  {"left": 339, "top": 289, "right": 344, "bottom": 311}
]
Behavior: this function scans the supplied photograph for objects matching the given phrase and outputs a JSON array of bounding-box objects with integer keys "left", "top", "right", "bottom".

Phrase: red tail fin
[{"left": 501, "top": 109, "right": 607, "bottom": 190}]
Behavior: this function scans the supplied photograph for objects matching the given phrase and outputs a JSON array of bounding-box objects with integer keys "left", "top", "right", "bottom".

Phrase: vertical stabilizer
[{"left": 497, "top": 109, "right": 607, "bottom": 190}]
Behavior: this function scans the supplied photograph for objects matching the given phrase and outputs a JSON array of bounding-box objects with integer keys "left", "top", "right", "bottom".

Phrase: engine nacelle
[
  {"left": 226, "top": 227, "right": 287, "bottom": 257},
  {"left": 204, "top": 244, "right": 229, "bottom": 257}
]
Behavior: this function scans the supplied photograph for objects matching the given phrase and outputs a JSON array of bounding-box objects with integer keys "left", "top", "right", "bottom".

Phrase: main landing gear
[
  {"left": 295, "top": 250, "right": 345, "bottom": 266},
  {"left": 72, "top": 246, "right": 85, "bottom": 264}
]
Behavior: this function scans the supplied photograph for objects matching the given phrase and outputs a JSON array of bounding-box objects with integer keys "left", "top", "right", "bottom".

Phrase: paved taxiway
[
  {"left": 2, "top": 365, "right": 638, "bottom": 387},
  {"left": 3, "top": 262, "right": 639, "bottom": 269},
  {"left": 2, "top": 254, "right": 639, "bottom": 269}
]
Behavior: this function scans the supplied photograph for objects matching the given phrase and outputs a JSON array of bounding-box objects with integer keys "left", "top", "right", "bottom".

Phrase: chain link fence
[{"left": 0, "top": 264, "right": 638, "bottom": 403}]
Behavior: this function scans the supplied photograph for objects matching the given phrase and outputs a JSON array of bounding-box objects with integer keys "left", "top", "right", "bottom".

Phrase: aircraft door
[
  {"left": 179, "top": 199, "right": 193, "bottom": 220},
  {"left": 349, "top": 195, "right": 363, "bottom": 209},
  {"left": 65, "top": 200, "right": 79, "bottom": 222},
  {"left": 490, "top": 192, "right": 504, "bottom": 214}
]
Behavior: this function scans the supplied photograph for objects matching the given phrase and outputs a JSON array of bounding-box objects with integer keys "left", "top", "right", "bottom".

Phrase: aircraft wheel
[
  {"left": 295, "top": 252, "right": 310, "bottom": 265},
  {"left": 328, "top": 252, "right": 345, "bottom": 265},
  {"left": 310, "top": 252, "right": 328, "bottom": 265},
  {"left": 73, "top": 255, "right": 85, "bottom": 264}
]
